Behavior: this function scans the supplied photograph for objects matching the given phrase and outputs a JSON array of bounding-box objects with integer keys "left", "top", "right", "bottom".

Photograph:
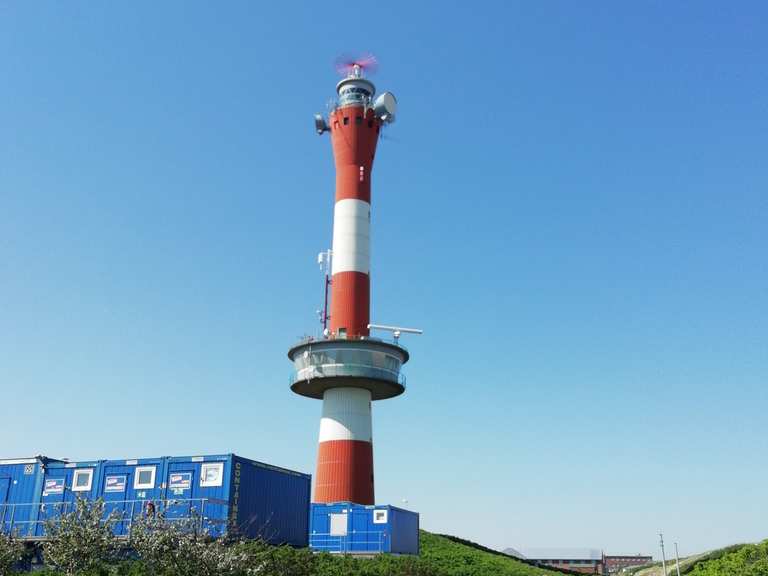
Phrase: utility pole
[
  {"left": 659, "top": 533, "right": 668, "bottom": 576},
  {"left": 674, "top": 543, "right": 682, "bottom": 576}
]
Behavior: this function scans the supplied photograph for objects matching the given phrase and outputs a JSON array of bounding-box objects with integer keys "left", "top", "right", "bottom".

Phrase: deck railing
[
  {"left": 0, "top": 497, "right": 229, "bottom": 540},
  {"left": 309, "top": 530, "right": 385, "bottom": 554}
]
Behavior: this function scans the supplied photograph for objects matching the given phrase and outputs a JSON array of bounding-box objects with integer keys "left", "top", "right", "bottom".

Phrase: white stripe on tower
[
  {"left": 318, "top": 388, "right": 372, "bottom": 443},
  {"left": 331, "top": 198, "right": 371, "bottom": 275}
]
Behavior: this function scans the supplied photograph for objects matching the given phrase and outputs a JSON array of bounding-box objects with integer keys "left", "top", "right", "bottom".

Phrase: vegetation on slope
[
  {"left": 0, "top": 499, "right": 564, "bottom": 575},
  {"left": 410, "top": 531, "right": 560, "bottom": 576},
  {"left": 686, "top": 540, "right": 768, "bottom": 576},
  {"left": 19, "top": 531, "right": 565, "bottom": 575},
  {"left": 627, "top": 542, "right": 768, "bottom": 576}
]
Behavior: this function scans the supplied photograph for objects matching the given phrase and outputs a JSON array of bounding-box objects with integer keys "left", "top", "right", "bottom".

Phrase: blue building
[
  {"left": 0, "top": 454, "right": 310, "bottom": 546},
  {"left": 309, "top": 502, "right": 419, "bottom": 555}
]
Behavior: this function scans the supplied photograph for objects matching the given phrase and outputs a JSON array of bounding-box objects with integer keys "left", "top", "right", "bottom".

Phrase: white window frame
[
  {"left": 134, "top": 466, "right": 156, "bottom": 490},
  {"left": 372, "top": 509, "right": 388, "bottom": 524},
  {"left": 200, "top": 462, "right": 224, "bottom": 487},
  {"left": 72, "top": 468, "right": 94, "bottom": 492}
]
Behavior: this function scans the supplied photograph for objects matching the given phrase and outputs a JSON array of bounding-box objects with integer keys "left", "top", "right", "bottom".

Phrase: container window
[
  {"left": 343, "top": 117, "right": 349, "bottom": 125},
  {"left": 72, "top": 469, "right": 94, "bottom": 492},
  {"left": 355, "top": 116, "right": 362, "bottom": 125},
  {"left": 200, "top": 462, "right": 224, "bottom": 487},
  {"left": 134, "top": 466, "right": 156, "bottom": 489},
  {"left": 329, "top": 513, "right": 348, "bottom": 536},
  {"left": 373, "top": 509, "right": 388, "bottom": 524}
]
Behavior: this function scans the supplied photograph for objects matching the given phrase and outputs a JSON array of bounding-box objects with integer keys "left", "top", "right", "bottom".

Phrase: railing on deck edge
[
  {"left": 0, "top": 497, "right": 229, "bottom": 539},
  {"left": 310, "top": 531, "right": 385, "bottom": 554}
]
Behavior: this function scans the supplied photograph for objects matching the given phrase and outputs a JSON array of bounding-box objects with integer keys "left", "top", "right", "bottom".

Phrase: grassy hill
[
  {"left": 684, "top": 540, "right": 768, "bottom": 576},
  {"left": 627, "top": 541, "right": 768, "bottom": 576},
  {"left": 274, "top": 530, "right": 566, "bottom": 576}
]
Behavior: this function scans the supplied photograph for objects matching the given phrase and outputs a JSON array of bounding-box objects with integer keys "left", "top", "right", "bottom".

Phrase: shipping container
[
  {"left": 0, "top": 454, "right": 310, "bottom": 547},
  {"left": 98, "top": 456, "right": 167, "bottom": 536},
  {"left": 35, "top": 459, "right": 104, "bottom": 537},
  {"left": 0, "top": 457, "right": 63, "bottom": 538},
  {"left": 309, "top": 502, "right": 419, "bottom": 555}
]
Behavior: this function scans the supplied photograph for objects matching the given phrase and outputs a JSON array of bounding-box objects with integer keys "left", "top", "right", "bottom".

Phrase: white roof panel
[{"left": 520, "top": 548, "right": 604, "bottom": 561}]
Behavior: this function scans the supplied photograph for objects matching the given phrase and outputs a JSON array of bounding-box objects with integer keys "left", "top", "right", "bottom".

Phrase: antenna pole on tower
[
  {"left": 323, "top": 271, "right": 330, "bottom": 332},
  {"left": 318, "top": 250, "right": 332, "bottom": 332}
]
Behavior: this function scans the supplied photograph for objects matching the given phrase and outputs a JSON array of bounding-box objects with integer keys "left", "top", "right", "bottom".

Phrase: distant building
[
  {"left": 503, "top": 547, "right": 526, "bottom": 560},
  {"left": 605, "top": 555, "right": 653, "bottom": 574},
  {"left": 518, "top": 548, "right": 605, "bottom": 574}
]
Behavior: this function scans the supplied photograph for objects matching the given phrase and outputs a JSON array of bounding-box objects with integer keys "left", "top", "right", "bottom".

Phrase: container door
[
  {"left": 37, "top": 470, "right": 69, "bottom": 537},
  {"left": 350, "top": 507, "right": 381, "bottom": 553},
  {"left": 194, "top": 460, "right": 228, "bottom": 537},
  {"left": 164, "top": 463, "right": 197, "bottom": 527},
  {"left": 371, "top": 508, "right": 390, "bottom": 553},
  {"left": 0, "top": 478, "right": 9, "bottom": 534},
  {"left": 105, "top": 462, "right": 163, "bottom": 533},
  {"left": 38, "top": 468, "right": 98, "bottom": 537},
  {"left": 102, "top": 465, "right": 133, "bottom": 535}
]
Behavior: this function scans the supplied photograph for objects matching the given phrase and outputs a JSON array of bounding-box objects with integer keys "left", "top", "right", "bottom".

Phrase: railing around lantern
[{"left": 294, "top": 333, "right": 410, "bottom": 353}]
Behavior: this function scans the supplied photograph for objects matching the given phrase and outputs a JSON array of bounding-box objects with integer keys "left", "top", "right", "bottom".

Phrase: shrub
[
  {"left": 42, "top": 497, "right": 121, "bottom": 575},
  {"left": 0, "top": 532, "right": 27, "bottom": 574},
  {"left": 128, "top": 513, "right": 246, "bottom": 576},
  {"left": 689, "top": 540, "right": 768, "bottom": 576}
]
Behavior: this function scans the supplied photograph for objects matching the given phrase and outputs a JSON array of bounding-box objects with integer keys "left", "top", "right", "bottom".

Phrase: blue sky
[{"left": 1, "top": 0, "right": 766, "bottom": 557}]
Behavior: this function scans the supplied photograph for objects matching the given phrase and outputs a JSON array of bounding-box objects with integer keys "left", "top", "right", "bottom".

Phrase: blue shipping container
[
  {"left": 0, "top": 457, "right": 63, "bottom": 538},
  {"left": 0, "top": 454, "right": 310, "bottom": 547},
  {"left": 36, "top": 459, "right": 104, "bottom": 538},
  {"left": 310, "top": 502, "right": 419, "bottom": 555}
]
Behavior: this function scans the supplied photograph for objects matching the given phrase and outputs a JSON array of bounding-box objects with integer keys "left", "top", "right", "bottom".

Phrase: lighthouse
[{"left": 288, "top": 60, "right": 410, "bottom": 506}]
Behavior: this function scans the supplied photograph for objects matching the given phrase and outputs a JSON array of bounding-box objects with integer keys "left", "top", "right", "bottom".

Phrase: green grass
[
  {"left": 254, "top": 530, "right": 565, "bottom": 576},
  {"left": 409, "top": 531, "right": 563, "bottom": 576}
]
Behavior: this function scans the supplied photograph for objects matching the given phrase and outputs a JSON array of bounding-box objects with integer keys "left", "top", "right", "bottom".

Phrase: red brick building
[
  {"left": 518, "top": 548, "right": 605, "bottom": 574},
  {"left": 605, "top": 555, "right": 653, "bottom": 574}
]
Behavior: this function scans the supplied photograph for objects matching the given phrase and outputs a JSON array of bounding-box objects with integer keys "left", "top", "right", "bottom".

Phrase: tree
[
  {"left": 128, "top": 512, "right": 248, "bottom": 576},
  {"left": 42, "top": 497, "right": 120, "bottom": 575},
  {"left": 0, "top": 532, "right": 27, "bottom": 574}
]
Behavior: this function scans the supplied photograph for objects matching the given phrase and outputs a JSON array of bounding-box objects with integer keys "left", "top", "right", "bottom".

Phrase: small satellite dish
[
  {"left": 314, "top": 114, "right": 329, "bottom": 135},
  {"left": 373, "top": 92, "right": 397, "bottom": 123}
]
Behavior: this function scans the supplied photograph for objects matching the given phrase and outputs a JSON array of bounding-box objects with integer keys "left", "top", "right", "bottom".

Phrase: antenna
[
  {"left": 314, "top": 114, "right": 329, "bottom": 135},
  {"left": 368, "top": 323, "right": 423, "bottom": 343},
  {"left": 373, "top": 92, "right": 397, "bottom": 124},
  {"left": 318, "top": 250, "right": 332, "bottom": 332}
]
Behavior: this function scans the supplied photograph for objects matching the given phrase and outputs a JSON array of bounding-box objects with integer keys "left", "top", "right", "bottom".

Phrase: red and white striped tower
[{"left": 289, "top": 62, "right": 406, "bottom": 506}]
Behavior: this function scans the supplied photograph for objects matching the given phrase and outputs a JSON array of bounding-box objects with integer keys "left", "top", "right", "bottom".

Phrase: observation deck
[{"left": 288, "top": 336, "right": 408, "bottom": 401}]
